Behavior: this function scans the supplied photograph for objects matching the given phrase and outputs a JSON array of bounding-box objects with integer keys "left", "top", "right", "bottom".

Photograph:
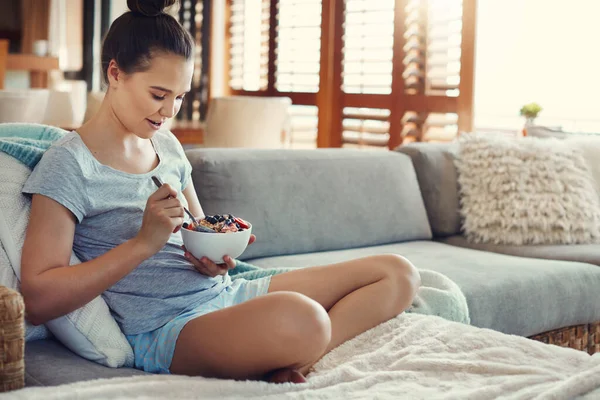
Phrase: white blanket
[{"left": 8, "top": 314, "right": 600, "bottom": 400}]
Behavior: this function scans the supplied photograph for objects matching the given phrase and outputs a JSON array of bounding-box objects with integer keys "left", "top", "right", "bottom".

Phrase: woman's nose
[{"left": 160, "top": 99, "right": 177, "bottom": 118}]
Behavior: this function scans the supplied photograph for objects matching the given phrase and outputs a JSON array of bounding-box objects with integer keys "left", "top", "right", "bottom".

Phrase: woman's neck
[{"left": 79, "top": 94, "right": 147, "bottom": 154}]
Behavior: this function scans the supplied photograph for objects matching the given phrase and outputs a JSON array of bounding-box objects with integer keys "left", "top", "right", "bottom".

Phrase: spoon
[{"left": 151, "top": 175, "right": 199, "bottom": 226}]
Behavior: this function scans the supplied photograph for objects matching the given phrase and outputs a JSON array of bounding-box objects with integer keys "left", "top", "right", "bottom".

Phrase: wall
[{"left": 473, "top": 0, "right": 600, "bottom": 132}]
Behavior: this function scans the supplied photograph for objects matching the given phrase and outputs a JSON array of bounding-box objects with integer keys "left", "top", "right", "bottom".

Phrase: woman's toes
[{"left": 264, "top": 368, "right": 307, "bottom": 384}]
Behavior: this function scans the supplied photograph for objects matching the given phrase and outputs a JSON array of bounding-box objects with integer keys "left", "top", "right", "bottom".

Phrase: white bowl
[
  {"left": 181, "top": 222, "right": 252, "bottom": 263},
  {"left": 0, "top": 89, "right": 50, "bottom": 123}
]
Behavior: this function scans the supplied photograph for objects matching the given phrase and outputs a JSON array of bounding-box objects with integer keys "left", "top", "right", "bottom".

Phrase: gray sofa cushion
[
  {"left": 395, "top": 143, "right": 461, "bottom": 237},
  {"left": 247, "top": 241, "right": 600, "bottom": 337},
  {"left": 439, "top": 235, "right": 600, "bottom": 267},
  {"left": 186, "top": 148, "right": 432, "bottom": 260},
  {"left": 25, "top": 339, "right": 148, "bottom": 387}
]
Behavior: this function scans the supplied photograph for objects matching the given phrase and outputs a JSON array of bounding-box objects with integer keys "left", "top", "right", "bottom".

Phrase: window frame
[{"left": 223, "top": 0, "right": 477, "bottom": 148}]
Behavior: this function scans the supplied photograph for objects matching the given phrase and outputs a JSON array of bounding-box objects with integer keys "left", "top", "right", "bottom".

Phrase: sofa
[{"left": 16, "top": 145, "right": 600, "bottom": 387}]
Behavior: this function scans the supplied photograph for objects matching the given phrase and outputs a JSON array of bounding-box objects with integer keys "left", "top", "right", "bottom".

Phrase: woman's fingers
[
  {"left": 150, "top": 183, "right": 178, "bottom": 201},
  {"left": 201, "top": 255, "right": 236, "bottom": 271},
  {"left": 163, "top": 207, "right": 184, "bottom": 233},
  {"left": 248, "top": 234, "right": 256, "bottom": 245},
  {"left": 223, "top": 255, "right": 237, "bottom": 269},
  {"left": 182, "top": 249, "right": 233, "bottom": 276},
  {"left": 155, "top": 197, "right": 182, "bottom": 210},
  {"left": 184, "top": 251, "right": 224, "bottom": 277},
  {"left": 180, "top": 245, "right": 236, "bottom": 275}
]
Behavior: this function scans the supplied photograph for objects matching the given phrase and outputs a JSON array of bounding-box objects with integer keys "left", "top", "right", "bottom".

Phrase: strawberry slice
[{"left": 234, "top": 217, "right": 250, "bottom": 229}]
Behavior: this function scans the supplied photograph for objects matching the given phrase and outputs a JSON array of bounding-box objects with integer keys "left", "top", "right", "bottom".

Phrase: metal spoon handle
[{"left": 151, "top": 176, "right": 199, "bottom": 225}]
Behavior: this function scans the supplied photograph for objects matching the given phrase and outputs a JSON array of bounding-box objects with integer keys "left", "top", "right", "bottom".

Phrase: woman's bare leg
[
  {"left": 268, "top": 254, "right": 420, "bottom": 373},
  {"left": 169, "top": 291, "right": 331, "bottom": 381},
  {"left": 170, "top": 254, "right": 419, "bottom": 382}
]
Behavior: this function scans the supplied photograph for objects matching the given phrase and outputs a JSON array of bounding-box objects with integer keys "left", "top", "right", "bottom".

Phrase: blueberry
[
  {"left": 206, "top": 216, "right": 217, "bottom": 224},
  {"left": 217, "top": 215, "right": 225, "bottom": 222},
  {"left": 182, "top": 222, "right": 189, "bottom": 229}
]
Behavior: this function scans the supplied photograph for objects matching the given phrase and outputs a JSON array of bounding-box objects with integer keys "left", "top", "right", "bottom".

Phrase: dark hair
[{"left": 101, "top": 0, "right": 194, "bottom": 84}]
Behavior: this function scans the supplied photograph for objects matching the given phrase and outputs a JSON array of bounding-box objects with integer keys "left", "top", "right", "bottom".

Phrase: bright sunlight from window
[{"left": 474, "top": 0, "right": 600, "bottom": 133}]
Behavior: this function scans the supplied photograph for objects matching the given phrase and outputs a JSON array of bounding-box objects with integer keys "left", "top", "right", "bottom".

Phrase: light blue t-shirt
[{"left": 22, "top": 130, "right": 231, "bottom": 335}]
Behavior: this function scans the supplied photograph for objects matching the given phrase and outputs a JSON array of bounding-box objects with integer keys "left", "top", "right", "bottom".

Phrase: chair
[
  {"left": 203, "top": 96, "right": 292, "bottom": 148},
  {"left": 43, "top": 80, "right": 88, "bottom": 130}
]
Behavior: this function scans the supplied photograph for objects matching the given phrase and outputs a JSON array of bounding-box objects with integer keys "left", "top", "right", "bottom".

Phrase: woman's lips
[{"left": 146, "top": 119, "right": 162, "bottom": 130}]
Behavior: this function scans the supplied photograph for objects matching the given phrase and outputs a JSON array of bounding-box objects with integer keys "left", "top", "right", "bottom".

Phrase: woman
[{"left": 20, "top": 0, "right": 420, "bottom": 384}]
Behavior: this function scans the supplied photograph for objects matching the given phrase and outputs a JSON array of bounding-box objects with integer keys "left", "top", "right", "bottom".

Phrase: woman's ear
[{"left": 106, "top": 60, "right": 121, "bottom": 89}]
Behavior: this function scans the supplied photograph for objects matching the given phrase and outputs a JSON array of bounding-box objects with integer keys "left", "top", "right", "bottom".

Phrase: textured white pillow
[
  {"left": 0, "top": 152, "right": 133, "bottom": 367},
  {"left": 455, "top": 133, "right": 600, "bottom": 245},
  {"left": 566, "top": 135, "right": 600, "bottom": 198},
  {"left": 0, "top": 155, "right": 50, "bottom": 342},
  {"left": 0, "top": 240, "right": 50, "bottom": 342},
  {"left": 0, "top": 239, "right": 19, "bottom": 294}
]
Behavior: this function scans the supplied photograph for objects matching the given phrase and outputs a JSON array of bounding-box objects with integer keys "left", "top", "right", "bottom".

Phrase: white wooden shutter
[
  {"left": 276, "top": 0, "right": 322, "bottom": 93},
  {"left": 228, "top": 0, "right": 270, "bottom": 91}
]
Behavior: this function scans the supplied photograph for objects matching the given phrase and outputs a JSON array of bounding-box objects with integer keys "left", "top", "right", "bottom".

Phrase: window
[
  {"left": 227, "top": 0, "right": 323, "bottom": 147},
  {"left": 342, "top": 0, "right": 394, "bottom": 95},
  {"left": 276, "top": 0, "right": 322, "bottom": 93},
  {"left": 286, "top": 105, "right": 319, "bottom": 148},
  {"left": 474, "top": 0, "right": 600, "bottom": 134},
  {"left": 224, "top": 0, "right": 477, "bottom": 148},
  {"left": 228, "top": 0, "right": 270, "bottom": 91}
]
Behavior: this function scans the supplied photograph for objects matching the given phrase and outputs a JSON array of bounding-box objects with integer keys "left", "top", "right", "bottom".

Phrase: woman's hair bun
[{"left": 127, "top": 0, "right": 177, "bottom": 17}]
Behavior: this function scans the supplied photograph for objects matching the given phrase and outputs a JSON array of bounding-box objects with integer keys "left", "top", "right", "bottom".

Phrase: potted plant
[
  {"left": 519, "top": 103, "right": 542, "bottom": 137},
  {"left": 519, "top": 102, "right": 543, "bottom": 125}
]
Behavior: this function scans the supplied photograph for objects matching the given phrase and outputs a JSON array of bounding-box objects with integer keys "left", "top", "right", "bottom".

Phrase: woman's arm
[
  {"left": 21, "top": 184, "right": 183, "bottom": 325},
  {"left": 182, "top": 179, "right": 205, "bottom": 219},
  {"left": 21, "top": 195, "right": 151, "bottom": 325}
]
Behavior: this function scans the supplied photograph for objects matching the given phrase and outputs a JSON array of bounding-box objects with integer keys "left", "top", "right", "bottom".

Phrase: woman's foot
[{"left": 264, "top": 368, "right": 307, "bottom": 384}]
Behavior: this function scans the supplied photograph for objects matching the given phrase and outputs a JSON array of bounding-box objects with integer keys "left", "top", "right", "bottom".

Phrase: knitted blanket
[
  {"left": 8, "top": 313, "right": 600, "bottom": 400},
  {"left": 0, "top": 123, "right": 66, "bottom": 168}
]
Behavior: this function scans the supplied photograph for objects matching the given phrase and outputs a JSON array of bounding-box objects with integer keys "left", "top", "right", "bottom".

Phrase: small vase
[{"left": 522, "top": 117, "right": 536, "bottom": 136}]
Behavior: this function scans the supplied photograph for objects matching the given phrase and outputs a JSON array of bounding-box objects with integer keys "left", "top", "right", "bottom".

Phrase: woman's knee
[
  {"left": 269, "top": 292, "right": 332, "bottom": 358},
  {"left": 378, "top": 254, "right": 421, "bottom": 312}
]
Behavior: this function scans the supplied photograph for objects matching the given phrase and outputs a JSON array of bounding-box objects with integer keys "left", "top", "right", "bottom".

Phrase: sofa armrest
[
  {"left": 0, "top": 286, "right": 25, "bottom": 392},
  {"left": 395, "top": 142, "right": 462, "bottom": 237}
]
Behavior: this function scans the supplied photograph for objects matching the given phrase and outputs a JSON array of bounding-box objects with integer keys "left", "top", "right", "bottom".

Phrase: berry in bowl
[{"left": 181, "top": 214, "right": 252, "bottom": 263}]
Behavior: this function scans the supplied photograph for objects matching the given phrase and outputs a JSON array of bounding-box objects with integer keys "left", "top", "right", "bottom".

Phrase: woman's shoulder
[
  {"left": 47, "top": 131, "right": 85, "bottom": 156},
  {"left": 153, "top": 129, "right": 186, "bottom": 157},
  {"left": 38, "top": 131, "right": 90, "bottom": 171}
]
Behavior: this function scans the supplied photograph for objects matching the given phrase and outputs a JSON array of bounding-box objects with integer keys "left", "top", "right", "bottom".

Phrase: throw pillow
[
  {"left": 0, "top": 241, "right": 50, "bottom": 342},
  {"left": 454, "top": 133, "right": 600, "bottom": 245},
  {"left": 0, "top": 151, "right": 133, "bottom": 367},
  {"left": 567, "top": 135, "right": 600, "bottom": 198},
  {"left": 0, "top": 154, "right": 50, "bottom": 342}
]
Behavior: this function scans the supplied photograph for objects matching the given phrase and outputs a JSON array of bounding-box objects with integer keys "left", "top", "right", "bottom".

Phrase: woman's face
[{"left": 108, "top": 52, "right": 194, "bottom": 138}]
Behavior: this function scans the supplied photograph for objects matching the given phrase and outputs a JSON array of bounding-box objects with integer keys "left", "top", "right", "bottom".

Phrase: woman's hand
[
  {"left": 135, "top": 184, "right": 184, "bottom": 256},
  {"left": 182, "top": 234, "right": 256, "bottom": 277}
]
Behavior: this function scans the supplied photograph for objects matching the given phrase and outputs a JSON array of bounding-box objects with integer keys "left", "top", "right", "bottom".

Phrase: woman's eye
[
  {"left": 176, "top": 95, "right": 185, "bottom": 101},
  {"left": 152, "top": 94, "right": 165, "bottom": 101}
]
